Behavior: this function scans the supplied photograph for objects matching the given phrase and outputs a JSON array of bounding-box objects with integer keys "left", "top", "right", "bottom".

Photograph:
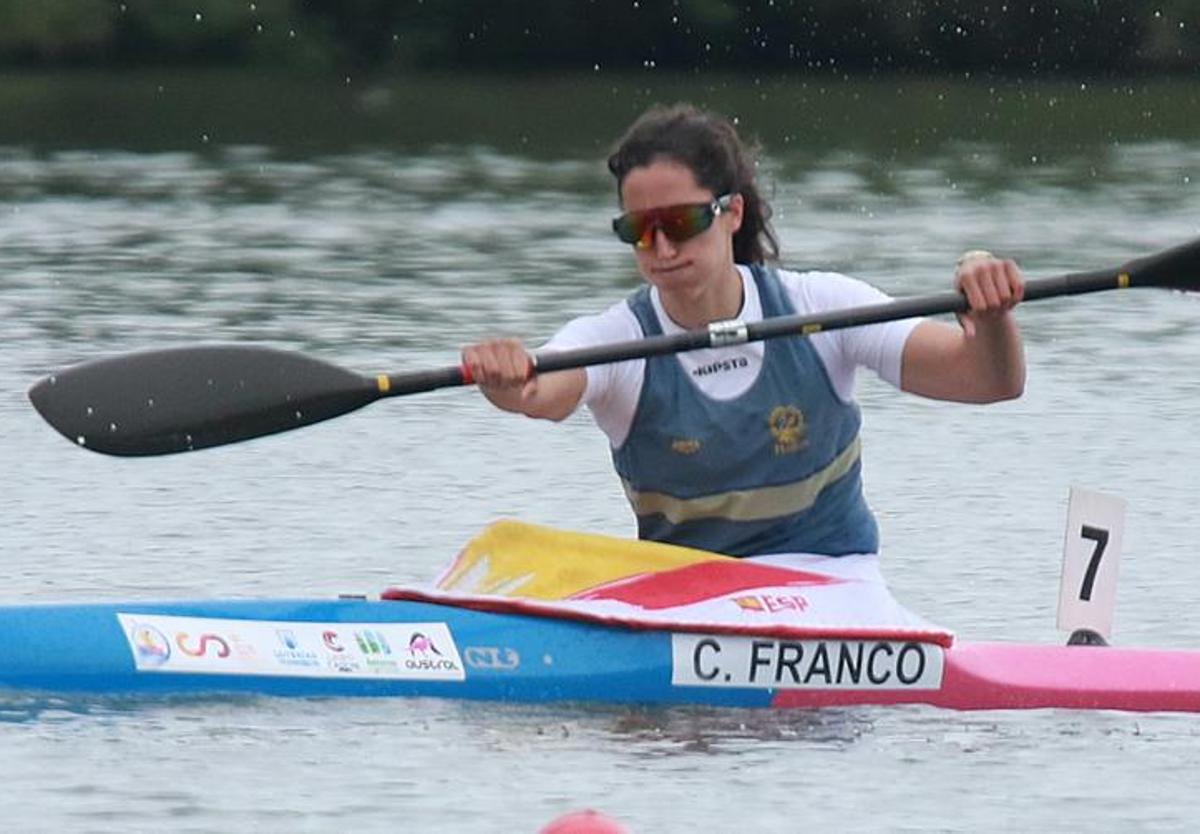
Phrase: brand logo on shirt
[
  {"left": 691, "top": 356, "right": 749, "bottom": 377},
  {"left": 670, "top": 438, "right": 701, "bottom": 455},
  {"left": 768, "top": 405, "right": 806, "bottom": 455}
]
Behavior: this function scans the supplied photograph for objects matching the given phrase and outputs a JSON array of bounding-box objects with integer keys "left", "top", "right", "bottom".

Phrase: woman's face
[{"left": 618, "top": 159, "right": 743, "bottom": 298}]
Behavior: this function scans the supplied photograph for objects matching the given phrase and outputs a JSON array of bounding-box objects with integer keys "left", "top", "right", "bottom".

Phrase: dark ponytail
[{"left": 606, "top": 103, "right": 779, "bottom": 264}]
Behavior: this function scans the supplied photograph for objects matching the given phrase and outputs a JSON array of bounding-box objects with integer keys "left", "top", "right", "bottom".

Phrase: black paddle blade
[
  {"left": 28, "top": 345, "right": 379, "bottom": 456},
  {"left": 1126, "top": 236, "right": 1200, "bottom": 291}
]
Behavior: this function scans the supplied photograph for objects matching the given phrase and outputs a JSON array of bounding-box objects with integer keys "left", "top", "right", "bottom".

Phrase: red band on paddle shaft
[{"left": 459, "top": 359, "right": 533, "bottom": 387}]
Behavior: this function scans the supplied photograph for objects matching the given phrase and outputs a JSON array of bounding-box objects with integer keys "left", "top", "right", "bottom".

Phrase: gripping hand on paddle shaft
[
  {"left": 461, "top": 338, "right": 585, "bottom": 421},
  {"left": 953, "top": 250, "right": 1026, "bottom": 337},
  {"left": 899, "top": 251, "right": 1027, "bottom": 404}
]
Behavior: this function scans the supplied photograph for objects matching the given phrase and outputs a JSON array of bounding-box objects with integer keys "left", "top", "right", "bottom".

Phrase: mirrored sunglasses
[{"left": 612, "top": 194, "right": 733, "bottom": 249}]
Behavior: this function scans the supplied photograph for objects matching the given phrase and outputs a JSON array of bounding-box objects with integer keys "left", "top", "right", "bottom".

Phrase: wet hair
[{"left": 606, "top": 103, "right": 779, "bottom": 264}]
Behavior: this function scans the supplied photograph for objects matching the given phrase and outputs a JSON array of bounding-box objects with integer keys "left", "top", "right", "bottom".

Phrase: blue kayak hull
[{"left": 0, "top": 597, "right": 772, "bottom": 707}]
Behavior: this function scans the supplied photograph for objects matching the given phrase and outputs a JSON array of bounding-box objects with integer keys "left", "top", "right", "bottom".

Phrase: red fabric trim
[
  {"left": 572, "top": 560, "right": 838, "bottom": 609},
  {"left": 380, "top": 586, "right": 954, "bottom": 648}
]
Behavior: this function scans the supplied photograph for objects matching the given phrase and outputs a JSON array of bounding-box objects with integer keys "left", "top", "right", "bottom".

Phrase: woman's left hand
[{"left": 954, "top": 251, "right": 1025, "bottom": 336}]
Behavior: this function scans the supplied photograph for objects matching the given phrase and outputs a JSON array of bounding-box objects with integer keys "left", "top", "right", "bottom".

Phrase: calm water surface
[{"left": 2, "top": 73, "right": 1200, "bottom": 832}]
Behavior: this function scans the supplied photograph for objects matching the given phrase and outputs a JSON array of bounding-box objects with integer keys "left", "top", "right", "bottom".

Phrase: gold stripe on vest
[{"left": 621, "top": 437, "right": 862, "bottom": 525}]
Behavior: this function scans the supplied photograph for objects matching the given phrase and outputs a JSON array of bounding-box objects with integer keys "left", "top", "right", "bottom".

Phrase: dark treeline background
[{"left": 3, "top": 0, "right": 1199, "bottom": 75}]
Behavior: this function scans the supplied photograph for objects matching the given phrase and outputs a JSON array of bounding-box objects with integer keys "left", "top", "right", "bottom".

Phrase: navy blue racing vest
[{"left": 611, "top": 265, "right": 879, "bottom": 557}]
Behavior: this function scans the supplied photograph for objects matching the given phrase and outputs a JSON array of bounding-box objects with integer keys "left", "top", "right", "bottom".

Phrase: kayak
[
  {"left": 2, "top": 593, "right": 1200, "bottom": 712},
  {"left": 3, "top": 505, "right": 1195, "bottom": 712},
  {"left": 3, "top": 517, "right": 1198, "bottom": 713}
]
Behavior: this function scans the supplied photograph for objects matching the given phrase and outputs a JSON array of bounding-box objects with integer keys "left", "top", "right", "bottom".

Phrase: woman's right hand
[
  {"left": 461, "top": 338, "right": 536, "bottom": 412},
  {"left": 460, "top": 339, "right": 585, "bottom": 420},
  {"left": 462, "top": 338, "right": 533, "bottom": 389}
]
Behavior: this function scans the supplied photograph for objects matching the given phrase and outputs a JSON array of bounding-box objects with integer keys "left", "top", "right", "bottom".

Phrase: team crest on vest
[{"left": 768, "top": 405, "right": 806, "bottom": 455}]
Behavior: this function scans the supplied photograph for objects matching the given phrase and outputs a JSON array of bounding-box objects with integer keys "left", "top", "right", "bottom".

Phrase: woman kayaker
[{"left": 462, "top": 102, "right": 1024, "bottom": 562}]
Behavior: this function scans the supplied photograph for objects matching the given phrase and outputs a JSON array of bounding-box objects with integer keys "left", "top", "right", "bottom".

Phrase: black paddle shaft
[
  {"left": 28, "top": 237, "right": 1200, "bottom": 456},
  {"left": 535, "top": 236, "right": 1200, "bottom": 373}
]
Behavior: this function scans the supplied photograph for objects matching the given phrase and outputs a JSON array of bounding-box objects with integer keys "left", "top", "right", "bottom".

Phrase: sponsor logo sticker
[
  {"left": 273, "top": 628, "right": 320, "bottom": 669},
  {"left": 116, "top": 614, "right": 465, "bottom": 682},
  {"left": 671, "top": 634, "right": 944, "bottom": 690},
  {"left": 463, "top": 646, "right": 521, "bottom": 671},
  {"left": 128, "top": 623, "right": 172, "bottom": 666},
  {"left": 322, "top": 630, "right": 345, "bottom": 652},
  {"left": 176, "top": 632, "right": 231, "bottom": 658}
]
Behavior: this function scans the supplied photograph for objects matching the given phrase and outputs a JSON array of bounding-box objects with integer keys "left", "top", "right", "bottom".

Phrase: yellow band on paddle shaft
[
  {"left": 1117, "top": 272, "right": 1131, "bottom": 289},
  {"left": 802, "top": 323, "right": 823, "bottom": 335},
  {"left": 376, "top": 374, "right": 390, "bottom": 392}
]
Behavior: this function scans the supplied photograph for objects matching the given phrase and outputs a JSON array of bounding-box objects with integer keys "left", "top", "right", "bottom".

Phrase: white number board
[{"left": 1057, "top": 486, "right": 1126, "bottom": 640}]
